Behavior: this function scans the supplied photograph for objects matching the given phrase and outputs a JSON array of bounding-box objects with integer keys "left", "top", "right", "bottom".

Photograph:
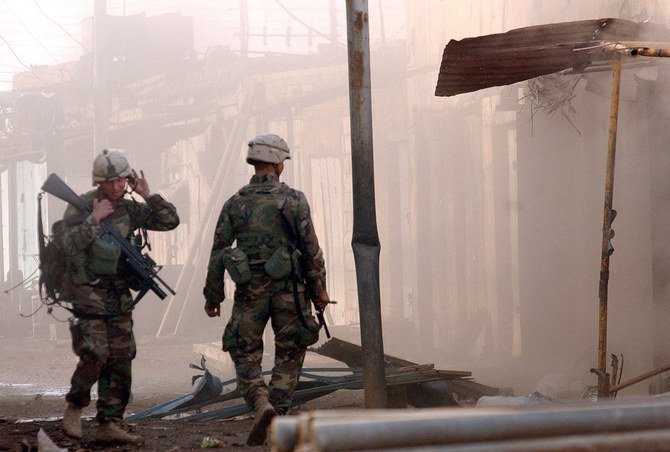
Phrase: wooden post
[{"left": 597, "top": 53, "right": 622, "bottom": 398}]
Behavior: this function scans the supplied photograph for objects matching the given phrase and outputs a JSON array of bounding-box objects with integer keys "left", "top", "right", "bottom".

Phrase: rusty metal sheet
[{"left": 435, "top": 18, "right": 670, "bottom": 97}]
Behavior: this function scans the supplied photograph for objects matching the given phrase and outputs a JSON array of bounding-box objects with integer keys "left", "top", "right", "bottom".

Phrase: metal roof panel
[{"left": 435, "top": 18, "right": 670, "bottom": 97}]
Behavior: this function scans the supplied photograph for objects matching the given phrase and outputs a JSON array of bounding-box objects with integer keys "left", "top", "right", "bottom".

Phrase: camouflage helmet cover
[
  {"left": 92, "top": 149, "right": 133, "bottom": 185},
  {"left": 246, "top": 134, "right": 290, "bottom": 164}
]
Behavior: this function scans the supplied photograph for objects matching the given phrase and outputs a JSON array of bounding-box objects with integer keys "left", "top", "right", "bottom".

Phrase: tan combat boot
[
  {"left": 95, "top": 421, "right": 143, "bottom": 444},
  {"left": 246, "top": 395, "right": 276, "bottom": 446},
  {"left": 62, "top": 404, "right": 82, "bottom": 439}
]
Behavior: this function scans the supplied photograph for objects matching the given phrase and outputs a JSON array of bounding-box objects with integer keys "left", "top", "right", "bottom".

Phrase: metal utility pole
[
  {"left": 93, "top": 0, "right": 109, "bottom": 153},
  {"left": 329, "top": 0, "right": 338, "bottom": 46},
  {"left": 596, "top": 53, "right": 622, "bottom": 398},
  {"left": 345, "top": 0, "right": 387, "bottom": 409},
  {"left": 239, "top": 0, "right": 249, "bottom": 59},
  {"left": 7, "top": 165, "right": 18, "bottom": 304}
]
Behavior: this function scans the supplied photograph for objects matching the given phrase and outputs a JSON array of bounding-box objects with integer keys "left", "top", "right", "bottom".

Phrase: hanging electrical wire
[
  {"left": 30, "top": 0, "right": 82, "bottom": 47},
  {"left": 0, "top": 33, "right": 50, "bottom": 87},
  {"left": 1, "top": 0, "right": 59, "bottom": 63},
  {"left": 273, "top": 0, "right": 345, "bottom": 48},
  {"left": 3, "top": 267, "right": 38, "bottom": 295}
]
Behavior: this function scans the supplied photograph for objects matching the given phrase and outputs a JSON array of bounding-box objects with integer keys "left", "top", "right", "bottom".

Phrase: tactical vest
[
  {"left": 63, "top": 192, "right": 131, "bottom": 286},
  {"left": 230, "top": 182, "right": 291, "bottom": 263}
]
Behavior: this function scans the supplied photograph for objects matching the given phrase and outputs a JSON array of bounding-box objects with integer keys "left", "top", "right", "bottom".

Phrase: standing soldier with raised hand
[
  {"left": 60, "top": 149, "right": 179, "bottom": 444},
  {"left": 203, "top": 134, "right": 330, "bottom": 446}
]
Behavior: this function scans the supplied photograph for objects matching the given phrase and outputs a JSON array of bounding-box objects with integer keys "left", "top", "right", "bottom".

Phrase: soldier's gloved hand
[
  {"left": 314, "top": 290, "right": 330, "bottom": 312},
  {"left": 204, "top": 301, "right": 221, "bottom": 317}
]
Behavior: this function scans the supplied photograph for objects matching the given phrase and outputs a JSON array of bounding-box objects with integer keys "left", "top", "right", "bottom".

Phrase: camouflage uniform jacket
[
  {"left": 203, "top": 173, "right": 326, "bottom": 304},
  {"left": 61, "top": 189, "right": 179, "bottom": 316}
]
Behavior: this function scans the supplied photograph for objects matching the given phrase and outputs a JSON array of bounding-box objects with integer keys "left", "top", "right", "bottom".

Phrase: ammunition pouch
[
  {"left": 297, "top": 311, "right": 320, "bottom": 347},
  {"left": 88, "top": 238, "right": 121, "bottom": 275},
  {"left": 223, "top": 246, "right": 252, "bottom": 284},
  {"left": 221, "top": 316, "right": 238, "bottom": 353},
  {"left": 264, "top": 246, "right": 301, "bottom": 280}
]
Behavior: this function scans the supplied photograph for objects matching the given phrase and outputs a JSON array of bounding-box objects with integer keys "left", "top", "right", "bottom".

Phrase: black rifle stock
[{"left": 41, "top": 173, "right": 175, "bottom": 302}]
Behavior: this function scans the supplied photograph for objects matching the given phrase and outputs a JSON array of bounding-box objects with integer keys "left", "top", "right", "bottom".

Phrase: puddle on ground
[
  {"left": 15, "top": 416, "right": 62, "bottom": 423},
  {"left": 14, "top": 415, "right": 96, "bottom": 423},
  {"left": 0, "top": 382, "right": 72, "bottom": 397}
]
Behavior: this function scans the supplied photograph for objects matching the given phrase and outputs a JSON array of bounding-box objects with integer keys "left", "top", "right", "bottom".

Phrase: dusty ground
[{"left": 0, "top": 334, "right": 363, "bottom": 451}]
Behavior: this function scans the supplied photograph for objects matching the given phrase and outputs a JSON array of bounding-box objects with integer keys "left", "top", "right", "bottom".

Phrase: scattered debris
[
  {"left": 523, "top": 74, "right": 583, "bottom": 134},
  {"left": 476, "top": 390, "right": 556, "bottom": 407},
  {"left": 130, "top": 337, "right": 506, "bottom": 421},
  {"left": 200, "top": 436, "right": 223, "bottom": 448},
  {"left": 312, "top": 337, "right": 507, "bottom": 407},
  {"left": 127, "top": 355, "right": 223, "bottom": 420},
  {"left": 37, "top": 427, "right": 67, "bottom": 452}
]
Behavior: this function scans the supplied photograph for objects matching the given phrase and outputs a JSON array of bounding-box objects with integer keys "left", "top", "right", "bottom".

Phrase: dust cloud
[{"left": 2, "top": 0, "right": 670, "bottom": 403}]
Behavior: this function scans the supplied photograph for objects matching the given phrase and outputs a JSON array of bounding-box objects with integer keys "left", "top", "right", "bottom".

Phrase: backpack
[{"left": 37, "top": 193, "right": 66, "bottom": 302}]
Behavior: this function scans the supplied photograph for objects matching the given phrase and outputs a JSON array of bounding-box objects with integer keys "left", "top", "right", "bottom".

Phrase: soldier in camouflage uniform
[
  {"left": 61, "top": 149, "right": 179, "bottom": 444},
  {"left": 203, "top": 134, "right": 330, "bottom": 446}
]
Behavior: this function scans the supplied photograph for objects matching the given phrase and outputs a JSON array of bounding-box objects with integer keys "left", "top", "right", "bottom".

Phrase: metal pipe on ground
[
  {"left": 272, "top": 397, "right": 670, "bottom": 451},
  {"left": 373, "top": 429, "right": 670, "bottom": 452}
]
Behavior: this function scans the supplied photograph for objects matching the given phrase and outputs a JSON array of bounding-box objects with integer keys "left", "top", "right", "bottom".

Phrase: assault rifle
[{"left": 41, "top": 173, "right": 176, "bottom": 303}]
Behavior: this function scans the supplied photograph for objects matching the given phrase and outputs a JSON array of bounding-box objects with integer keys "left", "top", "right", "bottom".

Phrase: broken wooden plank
[{"left": 312, "top": 337, "right": 505, "bottom": 407}]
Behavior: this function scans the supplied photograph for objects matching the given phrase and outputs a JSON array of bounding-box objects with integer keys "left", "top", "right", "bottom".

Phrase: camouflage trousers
[
  {"left": 222, "top": 290, "right": 319, "bottom": 414},
  {"left": 65, "top": 311, "right": 136, "bottom": 423}
]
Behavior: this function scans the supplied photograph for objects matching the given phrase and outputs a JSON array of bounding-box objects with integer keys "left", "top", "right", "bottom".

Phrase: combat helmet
[
  {"left": 246, "top": 134, "right": 290, "bottom": 164},
  {"left": 92, "top": 149, "right": 132, "bottom": 185}
]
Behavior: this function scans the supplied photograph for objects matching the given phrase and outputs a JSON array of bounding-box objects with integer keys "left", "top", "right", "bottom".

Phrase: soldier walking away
[
  {"left": 60, "top": 149, "right": 179, "bottom": 444},
  {"left": 203, "top": 134, "right": 330, "bottom": 446}
]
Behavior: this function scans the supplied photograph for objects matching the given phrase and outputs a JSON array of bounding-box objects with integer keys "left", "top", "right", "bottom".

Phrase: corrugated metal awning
[{"left": 435, "top": 18, "right": 670, "bottom": 97}]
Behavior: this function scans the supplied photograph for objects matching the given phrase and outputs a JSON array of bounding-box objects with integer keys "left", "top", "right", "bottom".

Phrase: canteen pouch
[
  {"left": 88, "top": 237, "right": 121, "bottom": 275},
  {"left": 264, "top": 246, "right": 293, "bottom": 280},
  {"left": 223, "top": 246, "right": 252, "bottom": 284},
  {"left": 297, "top": 312, "right": 320, "bottom": 347}
]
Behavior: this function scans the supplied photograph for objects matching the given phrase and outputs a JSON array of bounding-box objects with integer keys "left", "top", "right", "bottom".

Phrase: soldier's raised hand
[
  {"left": 91, "top": 197, "right": 114, "bottom": 224},
  {"left": 129, "top": 170, "right": 151, "bottom": 198}
]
